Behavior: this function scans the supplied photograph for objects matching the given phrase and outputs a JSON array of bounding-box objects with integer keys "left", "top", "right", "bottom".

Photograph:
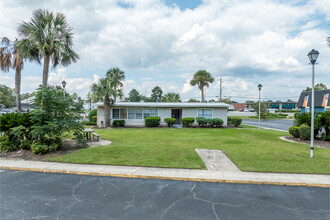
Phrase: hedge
[
  {"left": 113, "top": 120, "right": 125, "bottom": 127},
  {"left": 88, "top": 109, "right": 97, "bottom": 122},
  {"left": 164, "top": 118, "right": 176, "bottom": 127},
  {"left": 145, "top": 117, "right": 161, "bottom": 127},
  {"left": 299, "top": 124, "right": 310, "bottom": 140},
  {"left": 181, "top": 117, "right": 195, "bottom": 127},
  {"left": 289, "top": 126, "right": 299, "bottom": 138}
]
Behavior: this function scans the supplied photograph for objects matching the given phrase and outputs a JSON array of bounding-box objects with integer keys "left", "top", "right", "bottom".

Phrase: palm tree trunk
[
  {"left": 201, "top": 86, "right": 205, "bottom": 102},
  {"left": 15, "top": 68, "right": 21, "bottom": 112},
  {"left": 104, "top": 95, "right": 111, "bottom": 127},
  {"left": 42, "top": 55, "right": 50, "bottom": 87}
]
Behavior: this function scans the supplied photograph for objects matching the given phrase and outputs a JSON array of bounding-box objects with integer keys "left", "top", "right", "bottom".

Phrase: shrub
[
  {"left": 321, "top": 133, "right": 330, "bottom": 141},
  {"left": 227, "top": 117, "right": 233, "bottom": 125},
  {"left": 145, "top": 117, "right": 161, "bottom": 127},
  {"left": 80, "top": 121, "right": 97, "bottom": 125},
  {"left": 210, "top": 118, "right": 224, "bottom": 127},
  {"left": 20, "top": 139, "right": 32, "bottom": 150},
  {"left": 294, "top": 112, "right": 311, "bottom": 126},
  {"left": 299, "top": 124, "right": 311, "bottom": 140},
  {"left": 0, "top": 134, "right": 17, "bottom": 152},
  {"left": 164, "top": 118, "right": 176, "bottom": 127},
  {"left": 113, "top": 120, "right": 125, "bottom": 127},
  {"left": 31, "top": 142, "right": 48, "bottom": 155},
  {"left": 232, "top": 118, "right": 242, "bottom": 127},
  {"left": 181, "top": 117, "right": 195, "bottom": 127},
  {"left": 88, "top": 109, "right": 97, "bottom": 122},
  {"left": 289, "top": 126, "right": 299, "bottom": 138},
  {"left": 196, "top": 117, "right": 207, "bottom": 127},
  {"left": 91, "top": 116, "right": 97, "bottom": 123}
]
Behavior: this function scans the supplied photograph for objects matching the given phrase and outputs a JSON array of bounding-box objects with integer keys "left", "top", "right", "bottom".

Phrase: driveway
[
  {"left": 242, "top": 119, "right": 294, "bottom": 131},
  {"left": 1, "top": 170, "right": 329, "bottom": 220}
]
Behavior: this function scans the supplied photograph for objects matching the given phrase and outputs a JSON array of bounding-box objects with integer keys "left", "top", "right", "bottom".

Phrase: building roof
[
  {"left": 96, "top": 102, "right": 230, "bottom": 108},
  {"left": 297, "top": 89, "right": 330, "bottom": 108}
]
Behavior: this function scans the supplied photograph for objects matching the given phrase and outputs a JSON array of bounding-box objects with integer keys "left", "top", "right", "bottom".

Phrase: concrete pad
[
  {"left": 195, "top": 149, "right": 241, "bottom": 172},
  {"left": 189, "top": 170, "right": 223, "bottom": 180},
  {"left": 295, "top": 174, "right": 330, "bottom": 184},
  {"left": 257, "top": 173, "right": 301, "bottom": 183},
  {"left": 158, "top": 168, "right": 190, "bottom": 179},
  {"left": 223, "top": 171, "right": 262, "bottom": 182},
  {"left": 132, "top": 167, "right": 162, "bottom": 176},
  {"left": 88, "top": 139, "right": 112, "bottom": 147}
]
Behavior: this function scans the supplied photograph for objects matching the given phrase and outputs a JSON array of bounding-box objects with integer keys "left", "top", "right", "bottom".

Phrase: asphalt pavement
[
  {"left": 242, "top": 119, "right": 294, "bottom": 131},
  {"left": 1, "top": 170, "right": 329, "bottom": 220}
]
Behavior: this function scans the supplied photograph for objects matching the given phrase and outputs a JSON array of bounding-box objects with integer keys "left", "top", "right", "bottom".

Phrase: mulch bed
[
  {"left": 0, "top": 140, "right": 87, "bottom": 161},
  {"left": 285, "top": 136, "right": 330, "bottom": 149}
]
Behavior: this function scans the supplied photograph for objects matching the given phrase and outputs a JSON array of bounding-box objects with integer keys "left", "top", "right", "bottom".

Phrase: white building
[{"left": 96, "top": 102, "right": 229, "bottom": 127}]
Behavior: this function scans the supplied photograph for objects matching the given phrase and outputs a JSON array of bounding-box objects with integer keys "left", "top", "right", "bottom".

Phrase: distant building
[
  {"left": 297, "top": 89, "right": 330, "bottom": 113},
  {"left": 269, "top": 101, "right": 297, "bottom": 110},
  {"left": 232, "top": 103, "right": 246, "bottom": 111}
]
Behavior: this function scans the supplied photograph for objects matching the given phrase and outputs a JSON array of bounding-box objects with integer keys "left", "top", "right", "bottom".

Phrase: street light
[
  {"left": 307, "top": 49, "right": 319, "bottom": 158},
  {"left": 257, "top": 83, "right": 262, "bottom": 129},
  {"left": 61, "top": 80, "right": 66, "bottom": 97}
]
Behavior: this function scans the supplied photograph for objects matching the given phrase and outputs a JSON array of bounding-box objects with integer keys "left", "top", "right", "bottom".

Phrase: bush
[
  {"left": 20, "top": 139, "right": 33, "bottom": 150},
  {"left": 196, "top": 117, "right": 207, "bottom": 127},
  {"left": 113, "top": 120, "right": 125, "bottom": 127},
  {"left": 210, "top": 118, "right": 224, "bottom": 127},
  {"left": 88, "top": 109, "right": 97, "bottom": 122},
  {"left": 289, "top": 126, "right": 299, "bottom": 138},
  {"left": 294, "top": 112, "right": 311, "bottom": 126},
  {"left": 145, "top": 117, "right": 161, "bottom": 127},
  {"left": 80, "top": 121, "right": 97, "bottom": 125},
  {"left": 91, "top": 116, "right": 97, "bottom": 123},
  {"left": 232, "top": 118, "right": 242, "bottom": 127},
  {"left": 0, "top": 134, "right": 17, "bottom": 152},
  {"left": 299, "top": 124, "right": 311, "bottom": 140},
  {"left": 321, "top": 133, "right": 330, "bottom": 141},
  {"left": 164, "top": 118, "right": 176, "bottom": 127},
  {"left": 181, "top": 117, "right": 195, "bottom": 127},
  {"left": 31, "top": 142, "right": 48, "bottom": 155}
]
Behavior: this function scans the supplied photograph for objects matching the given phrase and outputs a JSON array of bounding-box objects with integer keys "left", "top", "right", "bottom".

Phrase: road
[
  {"left": 242, "top": 119, "right": 294, "bottom": 131},
  {"left": 1, "top": 170, "right": 329, "bottom": 219}
]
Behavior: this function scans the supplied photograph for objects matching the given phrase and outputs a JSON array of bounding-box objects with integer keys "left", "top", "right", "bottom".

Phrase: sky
[{"left": 0, "top": 0, "right": 329, "bottom": 102}]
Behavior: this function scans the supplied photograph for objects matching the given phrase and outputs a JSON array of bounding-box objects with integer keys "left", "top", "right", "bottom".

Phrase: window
[
  {"left": 128, "top": 108, "right": 143, "bottom": 119},
  {"left": 120, "top": 109, "right": 127, "bottom": 119},
  {"left": 136, "top": 109, "right": 143, "bottom": 119},
  {"left": 198, "top": 109, "right": 212, "bottom": 119},
  {"left": 113, "top": 109, "right": 119, "bottom": 119},
  {"left": 143, "top": 109, "right": 158, "bottom": 118}
]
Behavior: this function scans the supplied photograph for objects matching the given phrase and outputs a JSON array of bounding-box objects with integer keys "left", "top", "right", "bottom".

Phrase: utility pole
[{"left": 219, "top": 78, "right": 223, "bottom": 102}]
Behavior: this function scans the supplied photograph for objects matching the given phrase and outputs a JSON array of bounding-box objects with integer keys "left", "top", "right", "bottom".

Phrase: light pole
[
  {"left": 61, "top": 80, "right": 66, "bottom": 97},
  {"left": 307, "top": 49, "right": 319, "bottom": 158},
  {"left": 257, "top": 83, "right": 262, "bottom": 129}
]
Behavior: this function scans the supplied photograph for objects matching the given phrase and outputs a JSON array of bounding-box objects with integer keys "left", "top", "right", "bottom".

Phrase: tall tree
[
  {"left": 0, "top": 84, "right": 15, "bottom": 108},
  {"left": 190, "top": 70, "right": 214, "bottom": 102},
  {"left": 305, "top": 83, "right": 327, "bottom": 91},
  {"left": 151, "top": 86, "right": 163, "bottom": 102},
  {"left": 17, "top": 9, "right": 79, "bottom": 86},
  {"left": 0, "top": 37, "right": 24, "bottom": 111},
  {"left": 327, "top": 36, "right": 330, "bottom": 47},
  {"left": 106, "top": 68, "right": 125, "bottom": 102},
  {"left": 128, "top": 89, "right": 141, "bottom": 102},
  {"left": 161, "top": 93, "right": 181, "bottom": 102}
]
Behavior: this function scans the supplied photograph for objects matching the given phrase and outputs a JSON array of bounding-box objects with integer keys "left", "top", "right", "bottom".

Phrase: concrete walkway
[{"left": 0, "top": 159, "right": 329, "bottom": 187}]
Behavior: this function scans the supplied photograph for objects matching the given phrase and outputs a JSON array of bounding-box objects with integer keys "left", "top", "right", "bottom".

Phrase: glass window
[
  {"left": 143, "top": 109, "right": 158, "bottom": 118},
  {"left": 198, "top": 109, "right": 212, "bottom": 119},
  {"left": 128, "top": 109, "right": 135, "bottom": 119},
  {"left": 120, "top": 109, "right": 127, "bottom": 119},
  {"left": 136, "top": 109, "right": 142, "bottom": 119},
  {"left": 113, "top": 109, "right": 119, "bottom": 119}
]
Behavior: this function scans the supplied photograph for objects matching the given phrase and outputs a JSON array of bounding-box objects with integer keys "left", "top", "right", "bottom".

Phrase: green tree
[
  {"left": 190, "top": 70, "right": 214, "bottom": 102},
  {"left": 253, "top": 101, "right": 269, "bottom": 119},
  {"left": 128, "top": 89, "right": 141, "bottom": 102},
  {"left": 0, "top": 85, "right": 15, "bottom": 107},
  {"left": 151, "top": 86, "right": 163, "bottom": 102},
  {"left": 161, "top": 93, "right": 181, "bottom": 102},
  {"left": 106, "top": 68, "right": 125, "bottom": 102},
  {"left": 220, "top": 97, "right": 232, "bottom": 104},
  {"left": 91, "top": 69, "right": 125, "bottom": 127},
  {"left": 245, "top": 100, "right": 255, "bottom": 104},
  {"left": 305, "top": 83, "right": 327, "bottom": 91},
  {"left": 188, "top": 99, "right": 200, "bottom": 103},
  {"left": 0, "top": 37, "right": 24, "bottom": 111},
  {"left": 17, "top": 9, "right": 79, "bottom": 87}
]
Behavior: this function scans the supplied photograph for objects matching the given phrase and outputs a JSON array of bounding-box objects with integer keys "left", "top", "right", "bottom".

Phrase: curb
[{"left": 1, "top": 166, "right": 329, "bottom": 188}]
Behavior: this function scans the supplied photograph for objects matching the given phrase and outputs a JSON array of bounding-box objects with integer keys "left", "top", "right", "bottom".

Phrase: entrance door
[{"left": 171, "top": 109, "right": 182, "bottom": 124}]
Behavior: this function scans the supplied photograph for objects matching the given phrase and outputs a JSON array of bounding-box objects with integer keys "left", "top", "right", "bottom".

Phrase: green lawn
[{"left": 47, "top": 128, "right": 330, "bottom": 174}]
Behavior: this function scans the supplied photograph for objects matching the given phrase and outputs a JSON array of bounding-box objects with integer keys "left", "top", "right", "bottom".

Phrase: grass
[{"left": 47, "top": 127, "right": 330, "bottom": 174}]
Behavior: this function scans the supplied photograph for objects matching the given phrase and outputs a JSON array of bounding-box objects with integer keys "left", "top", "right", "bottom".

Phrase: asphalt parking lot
[
  {"left": 242, "top": 119, "right": 294, "bottom": 131},
  {"left": 1, "top": 170, "right": 329, "bottom": 220}
]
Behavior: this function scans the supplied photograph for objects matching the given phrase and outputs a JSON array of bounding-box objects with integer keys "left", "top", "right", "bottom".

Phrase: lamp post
[
  {"left": 307, "top": 49, "right": 319, "bottom": 158},
  {"left": 61, "top": 80, "right": 66, "bottom": 97},
  {"left": 257, "top": 83, "right": 262, "bottom": 129}
]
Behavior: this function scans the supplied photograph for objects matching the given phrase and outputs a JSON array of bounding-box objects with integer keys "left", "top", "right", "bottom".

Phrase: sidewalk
[{"left": 0, "top": 159, "right": 329, "bottom": 187}]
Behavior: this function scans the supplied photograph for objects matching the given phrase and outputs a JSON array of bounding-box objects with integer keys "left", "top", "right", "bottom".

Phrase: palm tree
[
  {"left": 91, "top": 69, "right": 125, "bottom": 127},
  {"left": 327, "top": 36, "right": 330, "bottom": 47},
  {"left": 16, "top": 9, "right": 79, "bottom": 87},
  {"left": 190, "top": 70, "right": 214, "bottom": 102},
  {"left": 0, "top": 37, "right": 24, "bottom": 111},
  {"left": 106, "top": 68, "right": 125, "bottom": 102}
]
